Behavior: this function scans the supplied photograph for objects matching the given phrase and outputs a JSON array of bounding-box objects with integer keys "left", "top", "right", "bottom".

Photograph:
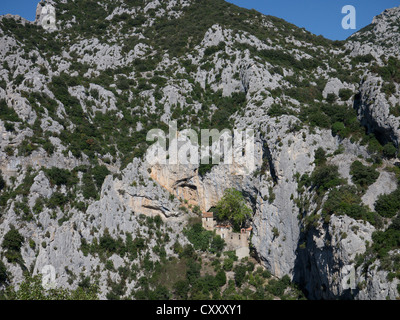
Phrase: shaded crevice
[
  {"left": 142, "top": 204, "right": 170, "bottom": 215},
  {"left": 292, "top": 224, "right": 333, "bottom": 300},
  {"left": 242, "top": 187, "right": 258, "bottom": 212},
  {"left": 179, "top": 183, "right": 197, "bottom": 190},
  {"left": 353, "top": 88, "right": 398, "bottom": 147},
  {"left": 292, "top": 222, "right": 359, "bottom": 300},
  {"left": 262, "top": 141, "right": 278, "bottom": 183},
  {"left": 172, "top": 177, "right": 197, "bottom": 190}
]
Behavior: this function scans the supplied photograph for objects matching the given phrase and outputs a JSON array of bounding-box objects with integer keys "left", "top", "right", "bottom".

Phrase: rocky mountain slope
[{"left": 0, "top": 0, "right": 400, "bottom": 300}]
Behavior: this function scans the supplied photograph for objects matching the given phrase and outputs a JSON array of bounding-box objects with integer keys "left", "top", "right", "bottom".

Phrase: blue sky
[
  {"left": 227, "top": 0, "right": 400, "bottom": 40},
  {"left": 0, "top": 0, "right": 399, "bottom": 40}
]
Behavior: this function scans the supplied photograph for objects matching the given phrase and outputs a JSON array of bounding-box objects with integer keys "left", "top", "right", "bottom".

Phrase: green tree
[
  {"left": 184, "top": 223, "right": 212, "bottom": 252},
  {"left": 186, "top": 260, "right": 201, "bottom": 284},
  {"left": 4, "top": 274, "right": 98, "bottom": 300},
  {"left": 323, "top": 185, "right": 376, "bottom": 225},
  {"left": 215, "top": 270, "right": 226, "bottom": 287},
  {"left": 314, "top": 147, "right": 327, "bottom": 166},
  {"left": 82, "top": 171, "right": 97, "bottom": 199},
  {"left": 265, "top": 278, "right": 286, "bottom": 297},
  {"left": 372, "top": 217, "right": 400, "bottom": 258},
  {"left": 44, "top": 167, "right": 75, "bottom": 187},
  {"left": 0, "top": 260, "right": 9, "bottom": 286},
  {"left": 1, "top": 226, "right": 24, "bottom": 264},
  {"left": 338, "top": 88, "right": 353, "bottom": 101},
  {"left": 375, "top": 189, "right": 400, "bottom": 218},
  {"left": 383, "top": 143, "right": 397, "bottom": 159},
  {"left": 233, "top": 265, "right": 247, "bottom": 287},
  {"left": 326, "top": 93, "right": 337, "bottom": 103},
  {"left": 210, "top": 234, "right": 225, "bottom": 254},
  {"left": 223, "top": 258, "right": 234, "bottom": 271},
  {"left": 173, "top": 280, "right": 189, "bottom": 299},
  {"left": 350, "top": 160, "right": 380, "bottom": 188},
  {"left": 0, "top": 170, "right": 5, "bottom": 191},
  {"left": 215, "top": 188, "right": 252, "bottom": 231},
  {"left": 331, "top": 121, "right": 347, "bottom": 138},
  {"left": 92, "top": 165, "right": 110, "bottom": 189},
  {"left": 310, "top": 164, "right": 342, "bottom": 193}
]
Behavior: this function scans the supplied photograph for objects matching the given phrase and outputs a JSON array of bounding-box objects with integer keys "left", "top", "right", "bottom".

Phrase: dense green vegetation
[
  {"left": 298, "top": 150, "right": 383, "bottom": 228},
  {"left": 299, "top": 102, "right": 368, "bottom": 143},
  {"left": 44, "top": 167, "right": 78, "bottom": 188},
  {"left": 214, "top": 188, "right": 252, "bottom": 231},
  {"left": 1, "top": 226, "right": 24, "bottom": 265},
  {"left": 374, "top": 183, "right": 400, "bottom": 218},
  {"left": 136, "top": 219, "right": 302, "bottom": 300},
  {"left": 78, "top": 213, "right": 304, "bottom": 300},
  {"left": 338, "top": 88, "right": 354, "bottom": 101},
  {"left": 2, "top": 274, "right": 99, "bottom": 300},
  {"left": 313, "top": 147, "right": 327, "bottom": 166},
  {"left": 372, "top": 56, "right": 400, "bottom": 84},
  {"left": 383, "top": 142, "right": 397, "bottom": 159},
  {"left": 0, "top": 260, "right": 8, "bottom": 287},
  {"left": 310, "top": 164, "right": 343, "bottom": 194},
  {"left": 139, "top": 0, "right": 341, "bottom": 58},
  {"left": 258, "top": 49, "right": 322, "bottom": 71},
  {"left": 0, "top": 171, "right": 5, "bottom": 192},
  {"left": 0, "top": 99, "right": 21, "bottom": 122},
  {"left": 322, "top": 186, "right": 378, "bottom": 225},
  {"left": 372, "top": 214, "right": 400, "bottom": 258},
  {"left": 0, "top": 17, "right": 62, "bottom": 57},
  {"left": 350, "top": 161, "right": 380, "bottom": 189},
  {"left": 184, "top": 223, "right": 225, "bottom": 254}
]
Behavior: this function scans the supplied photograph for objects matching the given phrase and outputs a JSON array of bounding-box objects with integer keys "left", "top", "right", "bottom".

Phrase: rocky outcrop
[
  {"left": 355, "top": 75, "right": 400, "bottom": 146},
  {"left": 0, "top": 158, "right": 188, "bottom": 298},
  {"left": 347, "top": 5, "right": 400, "bottom": 59},
  {"left": 1, "top": 0, "right": 400, "bottom": 300},
  {"left": 322, "top": 78, "right": 345, "bottom": 99},
  {"left": 295, "top": 215, "right": 400, "bottom": 300},
  {"left": 250, "top": 118, "right": 338, "bottom": 278},
  {"left": 35, "top": 1, "right": 57, "bottom": 31},
  {"left": 361, "top": 169, "right": 398, "bottom": 210}
]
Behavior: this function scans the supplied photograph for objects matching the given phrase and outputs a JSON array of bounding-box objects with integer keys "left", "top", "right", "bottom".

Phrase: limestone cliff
[{"left": 0, "top": 0, "right": 400, "bottom": 300}]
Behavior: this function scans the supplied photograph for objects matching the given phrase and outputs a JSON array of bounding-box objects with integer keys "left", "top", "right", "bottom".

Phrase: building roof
[
  {"left": 215, "top": 224, "right": 232, "bottom": 229},
  {"left": 202, "top": 212, "right": 213, "bottom": 218}
]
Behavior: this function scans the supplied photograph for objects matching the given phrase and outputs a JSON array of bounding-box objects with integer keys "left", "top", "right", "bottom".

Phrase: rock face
[
  {"left": 295, "top": 214, "right": 400, "bottom": 300},
  {"left": 347, "top": 5, "right": 400, "bottom": 58},
  {"left": 355, "top": 75, "right": 400, "bottom": 147},
  {"left": 149, "top": 142, "right": 263, "bottom": 213},
  {"left": 362, "top": 170, "right": 398, "bottom": 211},
  {"left": 1, "top": 0, "right": 400, "bottom": 300},
  {"left": 294, "top": 215, "right": 375, "bottom": 299},
  {"left": 0, "top": 158, "right": 189, "bottom": 299},
  {"left": 322, "top": 78, "right": 345, "bottom": 99},
  {"left": 35, "top": 1, "right": 57, "bottom": 31}
]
